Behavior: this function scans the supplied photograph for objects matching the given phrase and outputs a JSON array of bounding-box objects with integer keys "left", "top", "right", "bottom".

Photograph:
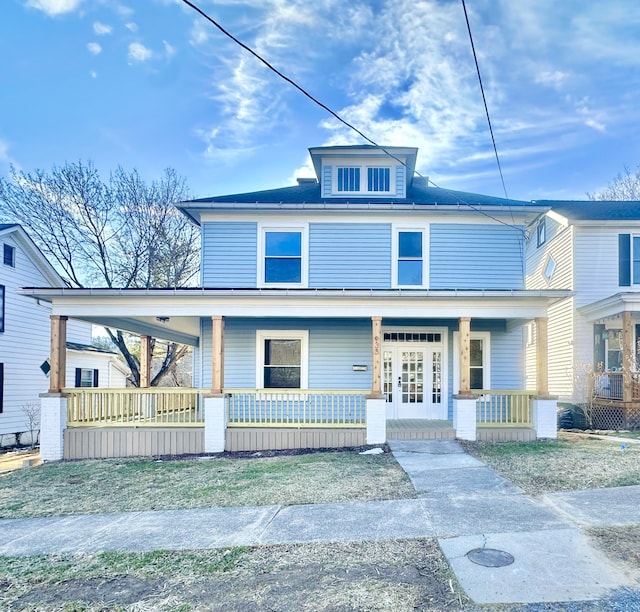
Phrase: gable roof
[
  {"left": 536, "top": 200, "right": 640, "bottom": 221},
  {"left": 0, "top": 224, "right": 66, "bottom": 287}
]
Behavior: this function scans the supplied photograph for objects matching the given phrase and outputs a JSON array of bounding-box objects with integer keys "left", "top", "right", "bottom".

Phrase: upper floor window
[
  {"left": 393, "top": 227, "right": 428, "bottom": 288},
  {"left": 536, "top": 218, "right": 546, "bottom": 247},
  {"left": 618, "top": 234, "right": 640, "bottom": 286},
  {"left": 367, "top": 167, "right": 390, "bottom": 192},
  {"left": 333, "top": 165, "right": 395, "bottom": 195},
  {"left": 543, "top": 255, "right": 556, "bottom": 282},
  {"left": 3, "top": 244, "right": 15, "bottom": 267},
  {"left": 337, "top": 167, "right": 360, "bottom": 192},
  {"left": 259, "top": 225, "right": 307, "bottom": 286}
]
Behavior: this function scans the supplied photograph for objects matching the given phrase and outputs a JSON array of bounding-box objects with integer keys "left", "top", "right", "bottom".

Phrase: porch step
[
  {"left": 477, "top": 427, "right": 536, "bottom": 442},
  {"left": 386, "top": 419, "right": 456, "bottom": 441}
]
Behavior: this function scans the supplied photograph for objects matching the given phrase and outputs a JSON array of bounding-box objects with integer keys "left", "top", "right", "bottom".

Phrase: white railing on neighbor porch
[
  {"left": 226, "top": 389, "right": 368, "bottom": 428},
  {"left": 476, "top": 390, "right": 533, "bottom": 427},
  {"left": 65, "top": 388, "right": 205, "bottom": 427}
]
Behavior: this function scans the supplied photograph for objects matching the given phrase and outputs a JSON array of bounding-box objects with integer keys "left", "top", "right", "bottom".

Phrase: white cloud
[
  {"left": 585, "top": 118, "right": 606, "bottom": 132},
  {"left": 0, "top": 139, "right": 20, "bottom": 172},
  {"left": 89, "top": 70, "right": 97, "bottom": 78},
  {"left": 128, "top": 42, "right": 153, "bottom": 63},
  {"left": 93, "top": 21, "right": 112, "bottom": 35},
  {"left": 189, "top": 19, "right": 209, "bottom": 46},
  {"left": 125, "top": 22, "right": 138, "bottom": 32},
  {"left": 163, "top": 40, "right": 176, "bottom": 59},
  {"left": 87, "top": 42, "right": 102, "bottom": 55},
  {"left": 535, "top": 70, "right": 568, "bottom": 89},
  {"left": 25, "top": 0, "right": 82, "bottom": 15}
]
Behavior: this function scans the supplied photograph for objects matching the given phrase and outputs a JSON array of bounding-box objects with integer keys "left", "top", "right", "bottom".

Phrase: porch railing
[
  {"left": 64, "top": 388, "right": 204, "bottom": 427},
  {"left": 594, "top": 372, "right": 640, "bottom": 401},
  {"left": 226, "top": 389, "right": 367, "bottom": 428},
  {"left": 476, "top": 390, "right": 533, "bottom": 427}
]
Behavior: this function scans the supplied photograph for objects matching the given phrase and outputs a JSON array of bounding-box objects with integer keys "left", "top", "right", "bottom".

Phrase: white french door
[{"left": 383, "top": 343, "right": 446, "bottom": 420}]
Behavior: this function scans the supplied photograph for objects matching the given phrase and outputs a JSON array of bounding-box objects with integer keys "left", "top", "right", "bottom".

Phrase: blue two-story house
[{"left": 29, "top": 146, "right": 568, "bottom": 459}]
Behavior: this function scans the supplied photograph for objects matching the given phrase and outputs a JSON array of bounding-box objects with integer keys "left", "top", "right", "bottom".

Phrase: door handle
[{"left": 397, "top": 377, "right": 401, "bottom": 388}]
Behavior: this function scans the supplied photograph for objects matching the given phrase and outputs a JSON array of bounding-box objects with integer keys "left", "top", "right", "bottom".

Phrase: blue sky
[{"left": 2, "top": 0, "right": 640, "bottom": 202}]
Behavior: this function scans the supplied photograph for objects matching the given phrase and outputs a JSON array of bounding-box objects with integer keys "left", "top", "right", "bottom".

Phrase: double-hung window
[
  {"left": 75, "top": 368, "right": 98, "bottom": 387},
  {"left": 256, "top": 330, "right": 308, "bottom": 389},
  {"left": 261, "top": 226, "right": 307, "bottom": 286},
  {"left": 367, "top": 167, "right": 390, "bottom": 192},
  {"left": 394, "top": 228, "right": 427, "bottom": 287},
  {"left": 618, "top": 234, "right": 640, "bottom": 286},
  {"left": 536, "top": 218, "right": 546, "bottom": 247},
  {"left": 453, "top": 331, "right": 491, "bottom": 392}
]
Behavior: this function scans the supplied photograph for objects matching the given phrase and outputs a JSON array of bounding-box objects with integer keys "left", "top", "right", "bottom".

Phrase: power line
[
  {"left": 180, "top": 0, "right": 528, "bottom": 237},
  {"left": 461, "top": 0, "right": 509, "bottom": 201}
]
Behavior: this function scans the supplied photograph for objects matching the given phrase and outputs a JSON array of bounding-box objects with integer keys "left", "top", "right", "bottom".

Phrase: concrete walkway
[{"left": 1, "top": 441, "right": 639, "bottom": 606}]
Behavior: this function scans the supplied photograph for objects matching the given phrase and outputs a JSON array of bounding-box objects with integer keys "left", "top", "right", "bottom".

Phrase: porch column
[
  {"left": 459, "top": 317, "right": 471, "bottom": 394},
  {"left": 535, "top": 317, "right": 549, "bottom": 396},
  {"left": 140, "top": 335, "right": 152, "bottom": 388},
  {"left": 371, "top": 316, "right": 382, "bottom": 396},
  {"left": 623, "top": 311, "right": 633, "bottom": 402},
  {"left": 211, "top": 315, "right": 225, "bottom": 394},
  {"left": 49, "top": 315, "right": 68, "bottom": 393}
]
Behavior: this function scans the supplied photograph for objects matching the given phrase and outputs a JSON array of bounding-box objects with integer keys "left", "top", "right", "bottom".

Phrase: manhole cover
[{"left": 466, "top": 547, "right": 514, "bottom": 567}]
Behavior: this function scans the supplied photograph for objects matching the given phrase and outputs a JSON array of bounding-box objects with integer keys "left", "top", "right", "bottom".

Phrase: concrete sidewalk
[{"left": 1, "top": 440, "right": 639, "bottom": 606}]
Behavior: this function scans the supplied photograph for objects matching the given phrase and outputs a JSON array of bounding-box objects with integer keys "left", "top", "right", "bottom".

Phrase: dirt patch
[
  {"left": 2, "top": 540, "right": 470, "bottom": 612},
  {"left": 589, "top": 526, "right": 640, "bottom": 579}
]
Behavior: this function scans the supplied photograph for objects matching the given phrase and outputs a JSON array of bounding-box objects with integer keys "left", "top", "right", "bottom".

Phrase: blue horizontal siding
[
  {"left": 395, "top": 165, "right": 405, "bottom": 197},
  {"left": 491, "top": 324, "right": 525, "bottom": 389},
  {"left": 430, "top": 224, "right": 524, "bottom": 289},
  {"left": 201, "top": 318, "right": 372, "bottom": 390},
  {"left": 202, "top": 222, "right": 257, "bottom": 287},
  {"left": 309, "top": 223, "right": 391, "bottom": 288}
]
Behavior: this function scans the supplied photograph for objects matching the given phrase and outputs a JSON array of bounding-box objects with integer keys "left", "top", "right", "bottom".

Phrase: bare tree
[
  {"left": 21, "top": 402, "right": 41, "bottom": 448},
  {"left": 588, "top": 165, "right": 640, "bottom": 200},
  {"left": 0, "top": 161, "right": 200, "bottom": 386}
]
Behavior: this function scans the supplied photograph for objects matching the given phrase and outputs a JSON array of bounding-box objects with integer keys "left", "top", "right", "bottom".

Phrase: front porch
[{"left": 57, "top": 387, "right": 544, "bottom": 459}]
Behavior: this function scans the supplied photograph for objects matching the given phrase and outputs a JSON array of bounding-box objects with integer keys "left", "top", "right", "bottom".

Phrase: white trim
[
  {"left": 392, "top": 224, "right": 430, "bottom": 288},
  {"left": 453, "top": 331, "right": 491, "bottom": 392},
  {"left": 255, "top": 329, "right": 309, "bottom": 389},
  {"left": 257, "top": 223, "right": 308, "bottom": 288}
]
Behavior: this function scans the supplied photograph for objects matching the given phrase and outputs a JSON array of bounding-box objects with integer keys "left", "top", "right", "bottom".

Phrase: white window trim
[
  {"left": 536, "top": 218, "right": 546, "bottom": 248},
  {"left": 256, "top": 330, "right": 309, "bottom": 389},
  {"left": 633, "top": 234, "right": 640, "bottom": 288},
  {"left": 453, "top": 331, "right": 491, "bottom": 392},
  {"left": 543, "top": 254, "right": 556, "bottom": 283},
  {"left": 392, "top": 224, "right": 429, "bottom": 289},
  {"left": 257, "top": 223, "right": 308, "bottom": 288},
  {"left": 331, "top": 164, "right": 396, "bottom": 196}
]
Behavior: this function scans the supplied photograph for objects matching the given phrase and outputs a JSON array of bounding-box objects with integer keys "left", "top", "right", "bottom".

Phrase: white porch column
[
  {"left": 39, "top": 394, "right": 67, "bottom": 462},
  {"left": 204, "top": 395, "right": 226, "bottom": 453},
  {"left": 371, "top": 316, "right": 382, "bottom": 396},
  {"left": 532, "top": 397, "right": 558, "bottom": 439},
  {"left": 453, "top": 394, "right": 477, "bottom": 441},
  {"left": 366, "top": 397, "right": 386, "bottom": 444}
]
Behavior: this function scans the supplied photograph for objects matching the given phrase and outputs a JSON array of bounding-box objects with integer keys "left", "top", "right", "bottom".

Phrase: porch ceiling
[
  {"left": 579, "top": 292, "right": 640, "bottom": 321},
  {"left": 22, "top": 287, "right": 570, "bottom": 322}
]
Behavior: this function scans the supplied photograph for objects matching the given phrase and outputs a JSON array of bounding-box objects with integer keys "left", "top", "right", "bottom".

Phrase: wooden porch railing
[
  {"left": 226, "top": 389, "right": 367, "bottom": 428},
  {"left": 476, "top": 390, "right": 533, "bottom": 427},
  {"left": 64, "top": 388, "right": 204, "bottom": 427}
]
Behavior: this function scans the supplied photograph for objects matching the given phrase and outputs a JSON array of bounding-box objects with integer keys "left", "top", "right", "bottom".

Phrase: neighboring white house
[
  {"left": 0, "top": 224, "right": 129, "bottom": 445},
  {"left": 525, "top": 201, "right": 640, "bottom": 428}
]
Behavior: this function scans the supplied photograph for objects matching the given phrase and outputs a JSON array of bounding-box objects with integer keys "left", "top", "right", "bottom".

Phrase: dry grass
[
  {"left": 589, "top": 526, "right": 640, "bottom": 579},
  {"left": 461, "top": 433, "right": 640, "bottom": 496},
  {"left": 0, "top": 450, "right": 415, "bottom": 519},
  {"left": 0, "top": 540, "right": 471, "bottom": 611}
]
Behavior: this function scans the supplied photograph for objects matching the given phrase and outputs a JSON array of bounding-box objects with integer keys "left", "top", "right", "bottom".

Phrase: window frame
[
  {"left": 255, "top": 330, "right": 309, "bottom": 389},
  {"left": 75, "top": 367, "right": 99, "bottom": 388},
  {"left": 453, "top": 331, "right": 491, "bottom": 392},
  {"left": 3, "top": 244, "right": 15, "bottom": 268},
  {"left": 392, "top": 225, "right": 429, "bottom": 288},
  {"left": 257, "top": 224, "right": 308, "bottom": 288},
  {"left": 633, "top": 235, "right": 640, "bottom": 286},
  {"left": 0, "top": 363, "right": 4, "bottom": 413},
  {"left": 543, "top": 255, "right": 556, "bottom": 282}
]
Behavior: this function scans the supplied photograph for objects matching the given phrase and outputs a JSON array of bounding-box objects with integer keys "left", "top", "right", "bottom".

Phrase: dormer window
[{"left": 332, "top": 164, "right": 395, "bottom": 195}]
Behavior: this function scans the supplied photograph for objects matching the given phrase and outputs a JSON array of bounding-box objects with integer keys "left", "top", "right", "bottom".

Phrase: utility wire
[
  {"left": 461, "top": 0, "right": 509, "bottom": 201},
  {"left": 180, "top": 0, "right": 528, "bottom": 237}
]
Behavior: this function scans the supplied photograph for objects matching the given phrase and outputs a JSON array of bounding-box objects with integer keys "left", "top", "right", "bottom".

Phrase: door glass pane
[
  {"left": 383, "top": 350, "right": 393, "bottom": 403},
  {"left": 401, "top": 351, "right": 423, "bottom": 403},
  {"left": 432, "top": 351, "right": 442, "bottom": 403}
]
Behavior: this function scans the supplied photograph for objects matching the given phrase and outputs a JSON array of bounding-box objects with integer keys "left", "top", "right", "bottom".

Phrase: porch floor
[{"left": 386, "top": 419, "right": 456, "bottom": 440}]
